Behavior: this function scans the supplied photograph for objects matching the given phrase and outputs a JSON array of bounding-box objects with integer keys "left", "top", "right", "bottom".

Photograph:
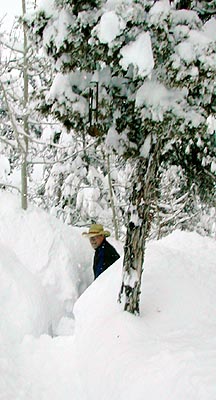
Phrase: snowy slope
[
  {"left": 0, "top": 242, "right": 50, "bottom": 343},
  {"left": 0, "top": 191, "right": 93, "bottom": 336},
  {"left": 0, "top": 191, "right": 215, "bottom": 400},
  {"left": 72, "top": 232, "right": 216, "bottom": 400}
]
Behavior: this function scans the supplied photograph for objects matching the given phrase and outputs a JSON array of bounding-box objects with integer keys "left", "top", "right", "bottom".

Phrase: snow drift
[
  {"left": 0, "top": 190, "right": 215, "bottom": 400},
  {"left": 0, "top": 191, "right": 93, "bottom": 337}
]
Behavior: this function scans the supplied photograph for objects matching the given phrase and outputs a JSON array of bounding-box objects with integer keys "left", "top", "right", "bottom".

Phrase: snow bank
[
  {"left": 72, "top": 230, "right": 216, "bottom": 400},
  {"left": 0, "top": 243, "right": 50, "bottom": 343},
  {"left": 0, "top": 189, "right": 215, "bottom": 400},
  {"left": 0, "top": 191, "right": 93, "bottom": 336}
]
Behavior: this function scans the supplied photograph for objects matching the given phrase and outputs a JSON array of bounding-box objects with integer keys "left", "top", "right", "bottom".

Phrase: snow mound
[
  {"left": 0, "top": 191, "right": 93, "bottom": 336},
  {"left": 72, "top": 230, "right": 216, "bottom": 400},
  {"left": 0, "top": 243, "right": 50, "bottom": 343}
]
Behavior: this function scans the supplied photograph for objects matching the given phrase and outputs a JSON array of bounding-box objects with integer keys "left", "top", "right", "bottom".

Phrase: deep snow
[{"left": 0, "top": 190, "right": 216, "bottom": 400}]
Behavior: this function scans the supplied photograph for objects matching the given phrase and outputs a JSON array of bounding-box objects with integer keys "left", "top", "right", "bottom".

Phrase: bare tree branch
[
  {"left": 0, "top": 136, "right": 17, "bottom": 149},
  {"left": 27, "top": 139, "right": 99, "bottom": 165},
  {"left": 0, "top": 79, "right": 26, "bottom": 153},
  {"left": 0, "top": 183, "right": 21, "bottom": 193}
]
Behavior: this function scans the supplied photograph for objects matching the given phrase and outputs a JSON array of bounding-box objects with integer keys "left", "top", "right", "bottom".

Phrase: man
[{"left": 82, "top": 224, "right": 120, "bottom": 279}]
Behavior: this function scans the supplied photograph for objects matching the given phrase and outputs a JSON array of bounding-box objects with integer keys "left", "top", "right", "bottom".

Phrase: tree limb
[
  {"left": 0, "top": 183, "right": 21, "bottom": 193},
  {"left": 0, "top": 80, "right": 26, "bottom": 153}
]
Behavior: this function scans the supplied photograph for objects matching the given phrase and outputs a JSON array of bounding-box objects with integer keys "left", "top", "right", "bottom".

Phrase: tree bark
[
  {"left": 119, "top": 140, "right": 161, "bottom": 314},
  {"left": 107, "top": 154, "right": 119, "bottom": 240},
  {"left": 21, "top": 0, "right": 29, "bottom": 210}
]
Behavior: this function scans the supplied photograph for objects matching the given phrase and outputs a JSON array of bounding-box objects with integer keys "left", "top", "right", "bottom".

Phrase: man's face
[{"left": 89, "top": 235, "right": 105, "bottom": 250}]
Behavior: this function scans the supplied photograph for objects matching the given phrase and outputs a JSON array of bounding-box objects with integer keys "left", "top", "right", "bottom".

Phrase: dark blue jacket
[{"left": 93, "top": 239, "right": 120, "bottom": 279}]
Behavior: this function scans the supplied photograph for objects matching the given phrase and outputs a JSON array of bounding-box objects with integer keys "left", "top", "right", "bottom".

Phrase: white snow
[
  {"left": 105, "top": 126, "right": 120, "bottom": 150},
  {"left": 0, "top": 190, "right": 216, "bottom": 399},
  {"left": 203, "top": 17, "right": 216, "bottom": 41},
  {"left": 0, "top": 242, "right": 50, "bottom": 344},
  {"left": 96, "top": 11, "right": 124, "bottom": 44},
  {"left": 0, "top": 154, "right": 10, "bottom": 180},
  {"left": 207, "top": 115, "right": 216, "bottom": 134},
  {"left": 35, "top": 0, "right": 55, "bottom": 14},
  {"left": 140, "top": 133, "right": 151, "bottom": 158},
  {"left": 47, "top": 72, "right": 90, "bottom": 116},
  {"left": 171, "top": 9, "right": 201, "bottom": 28},
  {"left": 176, "top": 41, "right": 195, "bottom": 64},
  {"left": 149, "top": 0, "right": 170, "bottom": 22},
  {"left": 0, "top": 191, "right": 93, "bottom": 337},
  {"left": 120, "top": 32, "right": 154, "bottom": 77},
  {"left": 211, "top": 161, "right": 216, "bottom": 173},
  {"left": 135, "top": 80, "right": 185, "bottom": 122}
]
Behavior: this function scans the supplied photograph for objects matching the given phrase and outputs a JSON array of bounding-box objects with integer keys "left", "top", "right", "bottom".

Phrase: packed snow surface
[{"left": 0, "top": 191, "right": 215, "bottom": 400}]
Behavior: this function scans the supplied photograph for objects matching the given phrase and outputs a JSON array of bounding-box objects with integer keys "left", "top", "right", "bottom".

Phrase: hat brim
[{"left": 82, "top": 230, "right": 110, "bottom": 238}]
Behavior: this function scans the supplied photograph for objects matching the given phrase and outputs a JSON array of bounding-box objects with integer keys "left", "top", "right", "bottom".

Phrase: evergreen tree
[
  {"left": 174, "top": 1, "right": 216, "bottom": 22},
  {"left": 28, "top": 0, "right": 215, "bottom": 313}
]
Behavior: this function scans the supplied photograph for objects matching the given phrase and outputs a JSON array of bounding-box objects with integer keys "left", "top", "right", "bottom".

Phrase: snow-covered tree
[
  {"left": 174, "top": 0, "right": 216, "bottom": 22},
  {"left": 28, "top": 0, "right": 216, "bottom": 314},
  {"left": 0, "top": 2, "right": 59, "bottom": 209},
  {"left": 42, "top": 130, "right": 127, "bottom": 238},
  {"left": 152, "top": 162, "right": 216, "bottom": 240}
]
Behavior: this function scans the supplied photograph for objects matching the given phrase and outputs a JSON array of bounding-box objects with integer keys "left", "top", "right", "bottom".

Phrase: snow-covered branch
[
  {"left": 0, "top": 79, "right": 26, "bottom": 153},
  {"left": 27, "top": 139, "right": 99, "bottom": 165},
  {"left": 0, "top": 135, "right": 17, "bottom": 149},
  {"left": 0, "top": 183, "right": 21, "bottom": 193}
]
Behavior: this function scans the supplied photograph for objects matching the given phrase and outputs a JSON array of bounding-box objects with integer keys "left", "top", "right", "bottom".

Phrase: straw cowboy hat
[{"left": 82, "top": 224, "right": 110, "bottom": 238}]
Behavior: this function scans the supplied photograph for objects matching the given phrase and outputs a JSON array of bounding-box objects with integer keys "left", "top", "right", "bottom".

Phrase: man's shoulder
[
  {"left": 104, "top": 239, "right": 115, "bottom": 250},
  {"left": 104, "top": 240, "right": 120, "bottom": 257}
]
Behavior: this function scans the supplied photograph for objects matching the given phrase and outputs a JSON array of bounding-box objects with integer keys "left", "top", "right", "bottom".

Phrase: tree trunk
[
  {"left": 119, "top": 141, "right": 161, "bottom": 314},
  {"left": 21, "top": 151, "right": 28, "bottom": 210},
  {"left": 107, "top": 154, "right": 119, "bottom": 240},
  {"left": 21, "top": 0, "right": 29, "bottom": 210}
]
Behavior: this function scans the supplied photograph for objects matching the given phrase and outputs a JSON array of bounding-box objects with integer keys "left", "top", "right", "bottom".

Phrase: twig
[{"left": 0, "top": 183, "right": 21, "bottom": 193}]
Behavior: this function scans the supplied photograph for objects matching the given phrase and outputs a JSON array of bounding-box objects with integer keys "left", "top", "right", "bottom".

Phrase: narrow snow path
[{"left": 17, "top": 335, "right": 86, "bottom": 400}]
